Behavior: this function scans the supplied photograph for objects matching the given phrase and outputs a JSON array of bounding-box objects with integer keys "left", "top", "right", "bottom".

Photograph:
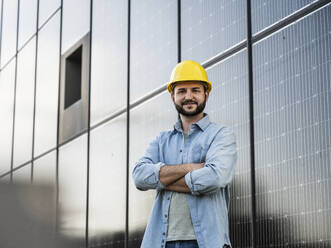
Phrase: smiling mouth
[
  {"left": 182, "top": 101, "right": 197, "bottom": 106},
  {"left": 183, "top": 103, "right": 197, "bottom": 110}
]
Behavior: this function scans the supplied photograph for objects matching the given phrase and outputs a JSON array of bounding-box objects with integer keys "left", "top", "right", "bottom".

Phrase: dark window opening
[{"left": 64, "top": 46, "right": 82, "bottom": 109}]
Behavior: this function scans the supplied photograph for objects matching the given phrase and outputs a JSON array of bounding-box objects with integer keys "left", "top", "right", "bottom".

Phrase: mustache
[{"left": 182, "top": 100, "right": 198, "bottom": 105}]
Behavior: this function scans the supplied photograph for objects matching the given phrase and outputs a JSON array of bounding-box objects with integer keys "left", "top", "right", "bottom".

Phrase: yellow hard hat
[{"left": 167, "top": 60, "right": 212, "bottom": 93}]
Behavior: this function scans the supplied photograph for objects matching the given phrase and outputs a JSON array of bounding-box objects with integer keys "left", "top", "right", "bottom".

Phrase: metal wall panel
[
  {"left": 18, "top": 0, "right": 37, "bottom": 49},
  {"left": 130, "top": 0, "right": 177, "bottom": 101},
  {"left": 38, "top": 0, "right": 61, "bottom": 28},
  {"left": 253, "top": 5, "right": 331, "bottom": 247},
  {"left": 0, "top": 59, "right": 16, "bottom": 175},
  {"left": 34, "top": 12, "right": 61, "bottom": 157},
  {"left": 0, "top": 174, "right": 10, "bottom": 183},
  {"left": 58, "top": 134, "right": 87, "bottom": 247},
  {"left": 12, "top": 164, "right": 31, "bottom": 183},
  {"left": 13, "top": 38, "right": 36, "bottom": 168},
  {"left": 33, "top": 151, "right": 57, "bottom": 239},
  {"left": 62, "top": 0, "right": 90, "bottom": 54},
  {"left": 91, "top": 0, "right": 128, "bottom": 126},
  {"left": 0, "top": 0, "right": 18, "bottom": 67},
  {"left": 33, "top": 151, "right": 56, "bottom": 186},
  {"left": 59, "top": 33, "right": 90, "bottom": 144},
  {"left": 89, "top": 114, "right": 127, "bottom": 247}
]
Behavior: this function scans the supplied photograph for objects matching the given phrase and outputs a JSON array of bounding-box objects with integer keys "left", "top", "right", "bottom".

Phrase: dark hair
[{"left": 201, "top": 83, "right": 208, "bottom": 92}]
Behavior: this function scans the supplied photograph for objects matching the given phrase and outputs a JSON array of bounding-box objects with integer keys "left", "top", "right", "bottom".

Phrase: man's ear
[
  {"left": 205, "top": 91, "right": 209, "bottom": 102},
  {"left": 171, "top": 93, "right": 175, "bottom": 103}
]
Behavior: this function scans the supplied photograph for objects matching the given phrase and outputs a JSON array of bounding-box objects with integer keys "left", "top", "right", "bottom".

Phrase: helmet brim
[{"left": 167, "top": 80, "right": 212, "bottom": 93}]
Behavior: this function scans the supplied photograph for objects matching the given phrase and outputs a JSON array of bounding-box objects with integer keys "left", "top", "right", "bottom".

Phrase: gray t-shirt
[{"left": 166, "top": 132, "right": 196, "bottom": 241}]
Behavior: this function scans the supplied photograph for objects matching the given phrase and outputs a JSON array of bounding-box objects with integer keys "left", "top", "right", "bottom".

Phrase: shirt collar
[
  {"left": 173, "top": 113, "right": 210, "bottom": 133},
  {"left": 173, "top": 118, "right": 183, "bottom": 133},
  {"left": 195, "top": 113, "right": 210, "bottom": 131}
]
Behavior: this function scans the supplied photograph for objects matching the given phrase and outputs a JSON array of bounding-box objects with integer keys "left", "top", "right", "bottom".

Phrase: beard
[{"left": 174, "top": 97, "right": 207, "bottom": 117}]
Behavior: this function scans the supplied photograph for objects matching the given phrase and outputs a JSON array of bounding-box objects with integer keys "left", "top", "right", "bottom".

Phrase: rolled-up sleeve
[
  {"left": 132, "top": 135, "right": 165, "bottom": 191},
  {"left": 185, "top": 127, "right": 237, "bottom": 195}
]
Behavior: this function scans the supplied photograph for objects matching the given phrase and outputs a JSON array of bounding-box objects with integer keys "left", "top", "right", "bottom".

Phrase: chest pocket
[
  {"left": 161, "top": 143, "right": 181, "bottom": 165},
  {"left": 190, "top": 143, "right": 207, "bottom": 163}
]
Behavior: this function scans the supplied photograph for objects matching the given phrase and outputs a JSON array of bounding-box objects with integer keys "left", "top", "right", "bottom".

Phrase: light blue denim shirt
[{"left": 132, "top": 114, "right": 237, "bottom": 248}]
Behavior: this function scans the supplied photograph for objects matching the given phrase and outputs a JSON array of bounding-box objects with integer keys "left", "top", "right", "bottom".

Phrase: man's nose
[{"left": 184, "top": 90, "right": 193, "bottom": 99}]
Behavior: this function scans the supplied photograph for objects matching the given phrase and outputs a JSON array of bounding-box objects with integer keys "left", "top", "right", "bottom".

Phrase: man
[{"left": 132, "top": 60, "right": 237, "bottom": 248}]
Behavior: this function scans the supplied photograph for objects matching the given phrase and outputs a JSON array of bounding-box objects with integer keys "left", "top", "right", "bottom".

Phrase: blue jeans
[{"left": 166, "top": 240, "right": 199, "bottom": 248}]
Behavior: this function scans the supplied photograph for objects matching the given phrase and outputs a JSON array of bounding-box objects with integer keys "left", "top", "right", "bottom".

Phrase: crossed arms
[
  {"left": 132, "top": 127, "right": 237, "bottom": 195},
  {"left": 159, "top": 163, "right": 204, "bottom": 193}
]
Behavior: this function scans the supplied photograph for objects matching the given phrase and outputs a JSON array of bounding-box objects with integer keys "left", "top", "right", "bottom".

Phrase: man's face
[{"left": 171, "top": 82, "right": 209, "bottom": 117}]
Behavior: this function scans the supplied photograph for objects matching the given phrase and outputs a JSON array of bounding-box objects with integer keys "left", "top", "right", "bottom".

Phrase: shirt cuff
[
  {"left": 184, "top": 171, "right": 200, "bottom": 196},
  {"left": 153, "top": 162, "right": 166, "bottom": 190}
]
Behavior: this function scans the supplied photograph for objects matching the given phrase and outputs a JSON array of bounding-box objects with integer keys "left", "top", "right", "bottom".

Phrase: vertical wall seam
[
  {"left": 0, "top": 0, "right": 6, "bottom": 175},
  {"left": 55, "top": 0, "right": 64, "bottom": 237},
  {"left": 125, "top": 0, "right": 131, "bottom": 247},
  {"left": 177, "top": 0, "right": 181, "bottom": 63},
  {"left": 9, "top": 0, "right": 21, "bottom": 182},
  {"left": 31, "top": 0, "right": 40, "bottom": 184},
  {"left": 246, "top": 0, "right": 257, "bottom": 247},
  {"left": 85, "top": 0, "right": 93, "bottom": 247},
  {"left": 0, "top": 0, "right": 4, "bottom": 62}
]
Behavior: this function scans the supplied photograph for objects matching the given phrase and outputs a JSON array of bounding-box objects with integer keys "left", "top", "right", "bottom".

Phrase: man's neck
[{"left": 180, "top": 113, "right": 204, "bottom": 133}]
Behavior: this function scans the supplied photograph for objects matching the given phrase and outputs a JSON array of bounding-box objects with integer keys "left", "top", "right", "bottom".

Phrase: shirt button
[
  {"left": 179, "top": 149, "right": 182, "bottom": 152},
  {"left": 164, "top": 214, "right": 167, "bottom": 218},
  {"left": 162, "top": 232, "right": 166, "bottom": 235},
  {"left": 167, "top": 197, "right": 170, "bottom": 200},
  {"left": 162, "top": 240, "right": 165, "bottom": 243}
]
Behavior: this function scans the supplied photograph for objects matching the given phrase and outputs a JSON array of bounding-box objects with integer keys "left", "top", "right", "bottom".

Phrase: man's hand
[
  {"left": 165, "top": 177, "right": 191, "bottom": 193},
  {"left": 159, "top": 163, "right": 204, "bottom": 187}
]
